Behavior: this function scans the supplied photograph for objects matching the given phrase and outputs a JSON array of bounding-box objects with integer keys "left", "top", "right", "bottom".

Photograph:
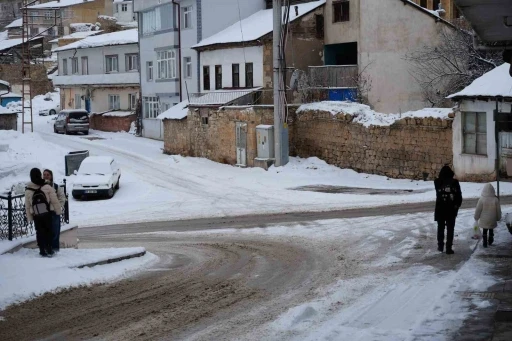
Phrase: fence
[
  {"left": 308, "top": 65, "right": 358, "bottom": 88},
  {"left": 0, "top": 180, "right": 69, "bottom": 241}
]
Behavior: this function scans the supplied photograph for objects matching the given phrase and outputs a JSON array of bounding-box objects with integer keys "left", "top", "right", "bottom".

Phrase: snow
[
  {"left": 98, "top": 15, "right": 117, "bottom": 21},
  {"left": 27, "top": 0, "right": 94, "bottom": 9},
  {"left": 297, "top": 101, "right": 453, "bottom": 127},
  {"left": 0, "top": 224, "right": 76, "bottom": 255},
  {"left": 190, "top": 88, "right": 261, "bottom": 105},
  {"left": 0, "top": 247, "right": 158, "bottom": 310},
  {"left": 0, "top": 92, "right": 21, "bottom": 98},
  {"left": 0, "top": 30, "right": 7, "bottom": 42},
  {"left": 193, "top": 0, "right": 326, "bottom": 48},
  {"left": 0, "top": 79, "right": 9, "bottom": 88},
  {"left": 158, "top": 100, "right": 189, "bottom": 120},
  {"left": 53, "top": 29, "right": 138, "bottom": 52},
  {"left": 0, "top": 36, "right": 42, "bottom": 52},
  {"left": 78, "top": 156, "right": 114, "bottom": 174},
  {"left": 5, "top": 18, "right": 22, "bottom": 29},
  {"left": 448, "top": 63, "right": 511, "bottom": 99},
  {"left": 53, "top": 72, "right": 139, "bottom": 86},
  {"left": 48, "top": 30, "right": 103, "bottom": 43},
  {"left": 99, "top": 110, "right": 135, "bottom": 117},
  {"left": 70, "top": 23, "right": 100, "bottom": 32}
]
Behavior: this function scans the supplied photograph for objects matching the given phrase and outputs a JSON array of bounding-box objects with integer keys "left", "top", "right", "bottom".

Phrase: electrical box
[{"left": 256, "top": 125, "right": 275, "bottom": 159}]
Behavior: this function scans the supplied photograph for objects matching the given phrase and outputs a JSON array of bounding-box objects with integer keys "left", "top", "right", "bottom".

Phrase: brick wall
[
  {"left": 0, "top": 64, "right": 53, "bottom": 96},
  {"left": 163, "top": 106, "right": 453, "bottom": 180},
  {"left": 89, "top": 113, "right": 136, "bottom": 132},
  {"left": 0, "top": 113, "right": 17, "bottom": 130}
]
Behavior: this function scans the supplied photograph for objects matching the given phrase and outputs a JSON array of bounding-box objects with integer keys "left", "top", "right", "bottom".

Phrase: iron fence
[{"left": 0, "top": 180, "right": 69, "bottom": 241}]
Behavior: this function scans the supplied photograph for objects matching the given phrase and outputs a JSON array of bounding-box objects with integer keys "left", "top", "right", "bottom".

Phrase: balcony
[{"left": 308, "top": 65, "right": 358, "bottom": 88}]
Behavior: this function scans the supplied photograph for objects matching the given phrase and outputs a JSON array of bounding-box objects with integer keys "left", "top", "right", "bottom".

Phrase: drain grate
[{"left": 457, "top": 291, "right": 496, "bottom": 299}]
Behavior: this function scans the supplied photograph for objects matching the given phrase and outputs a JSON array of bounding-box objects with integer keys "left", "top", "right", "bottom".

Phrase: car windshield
[{"left": 78, "top": 162, "right": 112, "bottom": 176}]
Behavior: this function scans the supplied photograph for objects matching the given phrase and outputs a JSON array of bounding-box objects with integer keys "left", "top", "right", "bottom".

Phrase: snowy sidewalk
[{"left": 0, "top": 247, "right": 158, "bottom": 311}]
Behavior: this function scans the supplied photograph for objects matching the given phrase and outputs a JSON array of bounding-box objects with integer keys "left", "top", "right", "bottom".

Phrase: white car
[
  {"left": 39, "top": 99, "right": 60, "bottom": 116},
  {"left": 72, "top": 156, "right": 121, "bottom": 200}
]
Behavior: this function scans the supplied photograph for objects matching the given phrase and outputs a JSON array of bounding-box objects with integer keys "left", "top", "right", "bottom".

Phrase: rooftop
[
  {"left": 158, "top": 100, "right": 189, "bottom": 120},
  {"left": 193, "top": 0, "right": 325, "bottom": 49},
  {"left": 5, "top": 19, "right": 22, "bottom": 29},
  {"left": 27, "top": 0, "right": 95, "bottom": 9},
  {"left": 53, "top": 29, "right": 138, "bottom": 52},
  {"left": 447, "top": 63, "right": 511, "bottom": 99},
  {"left": 49, "top": 30, "right": 103, "bottom": 44},
  {"left": 0, "top": 36, "right": 44, "bottom": 53}
]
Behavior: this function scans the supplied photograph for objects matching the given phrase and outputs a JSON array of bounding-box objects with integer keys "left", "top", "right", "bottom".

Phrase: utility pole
[{"left": 272, "top": 0, "right": 288, "bottom": 167}]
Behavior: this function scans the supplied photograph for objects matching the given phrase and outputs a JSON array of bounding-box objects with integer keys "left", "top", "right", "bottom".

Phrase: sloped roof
[
  {"left": 193, "top": 0, "right": 325, "bottom": 49},
  {"left": 6, "top": 19, "right": 22, "bottom": 29},
  {"left": 447, "top": 63, "right": 511, "bottom": 99},
  {"left": 158, "top": 100, "right": 189, "bottom": 120},
  {"left": 53, "top": 29, "right": 138, "bottom": 52}
]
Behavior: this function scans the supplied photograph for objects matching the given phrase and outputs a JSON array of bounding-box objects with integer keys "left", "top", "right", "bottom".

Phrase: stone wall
[
  {"left": 0, "top": 113, "right": 17, "bottom": 130},
  {"left": 89, "top": 113, "right": 136, "bottom": 132},
  {"left": 163, "top": 106, "right": 453, "bottom": 180},
  {"left": 0, "top": 64, "right": 53, "bottom": 96}
]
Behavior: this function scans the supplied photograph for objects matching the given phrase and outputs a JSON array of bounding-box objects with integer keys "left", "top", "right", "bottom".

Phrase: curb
[{"left": 74, "top": 251, "right": 146, "bottom": 269}]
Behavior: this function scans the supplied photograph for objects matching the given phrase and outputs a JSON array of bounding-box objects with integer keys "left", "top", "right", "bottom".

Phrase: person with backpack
[
  {"left": 43, "top": 169, "right": 66, "bottom": 252},
  {"left": 434, "top": 165, "right": 463, "bottom": 255},
  {"left": 474, "top": 183, "right": 502, "bottom": 248},
  {"left": 25, "top": 168, "right": 62, "bottom": 257}
]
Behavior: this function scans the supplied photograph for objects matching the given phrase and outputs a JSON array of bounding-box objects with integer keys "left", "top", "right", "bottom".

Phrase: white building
[
  {"left": 52, "top": 29, "right": 140, "bottom": 114},
  {"left": 113, "top": 0, "right": 136, "bottom": 23},
  {"left": 134, "top": 0, "right": 265, "bottom": 140},
  {"left": 448, "top": 63, "right": 512, "bottom": 182}
]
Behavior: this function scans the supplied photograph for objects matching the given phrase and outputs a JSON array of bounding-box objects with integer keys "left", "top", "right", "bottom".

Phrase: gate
[{"left": 236, "top": 122, "right": 247, "bottom": 167}]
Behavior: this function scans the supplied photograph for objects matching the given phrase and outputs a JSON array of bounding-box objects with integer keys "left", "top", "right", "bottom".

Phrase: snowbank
[{"left": 297, "top": 101, "right": 453, "bottom": 127}]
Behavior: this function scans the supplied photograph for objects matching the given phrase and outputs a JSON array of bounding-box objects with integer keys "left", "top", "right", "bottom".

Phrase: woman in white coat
[{"left": 474, "top": 183, "right": 502, "bottom": 248}]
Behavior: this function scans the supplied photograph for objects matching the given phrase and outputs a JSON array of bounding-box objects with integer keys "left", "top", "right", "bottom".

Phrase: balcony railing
[{"left": 308, "top": 65, "right": 358, "bottom": 88}]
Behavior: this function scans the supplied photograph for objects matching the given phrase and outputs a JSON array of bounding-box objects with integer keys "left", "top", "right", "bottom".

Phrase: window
[
  {"left": 203, "top": 66, "right": 210, "bottom": 91},
  {"left": 62, "top": 58, "right": 68, "bottom": 75},
  {"left": 30, "top": 11, "right": 38, "bottom": 23},
  {"left": 74, "top": 94, "right": 82, "bottom": 109},
  {"left": 201, "top": 116, "right": 209, "bottom": 125},
  {"left": 161, "top": 102, "right": 171, "bottom": 112},
  {"left": 142, "top": 4, "right": 173, "bottom": 35},
  {"left": 420, "top": 0, "right": 427, "bottom": 8},
  {"left": 45, "top": 11, "right": 52, "bottom": 20},
  {"left": 122, "top": 4, "right": 128, "bottom": 12},
  {"left": 215, "top": 65, "right": 222, "bottom": 90},
  {"left": 115, "top": 4, "right": 118, "bottom": 13},
  {"left": 30, "top": 27, "right": 39, "bottom": 36},
  {"left": 245, "top": 63, "right": 253, "bottom": 88},
  {"left": 71, "top": 57, "right": 79, "bottom": 74},
  {"left": 125, "top": 54, "right": 139, "bottom": 71},
  {"left": 146, "top": 61, "right": 153, "bottom": 81},
  {"left": 463, "top": 112, "right": 487, "bottom": 155},
  {"left": 108, "top": 95, "right": 121, "bottom": 110},
  {"left": 316, "top": 14, "right": 324, "bottom": 39},
  {"left": 157, "top": 50, "right": 176, "bottom": 79},
  {"left": 143, "top": 96, "right": 160, "bottom": 118},
  {"left": 183, "top": 6, "right": 193, "bottom": 29},
  {"left": 105, "top": 55, "right": 119, "bottom": 73},
  {"left": 129, "top": 93, "right": 137, "bottom": 110},
  {"left": 232, "top": 64, "right": 240, "bottom": 88},
  {"left": 184, "top": 57, "right": 192, "bottom": 78},
  {"left": 333, "top": 1, "right": 350, "bottom": 22},
  {"left": 81, "top": 57, "right": 88, "bottom": 75}
]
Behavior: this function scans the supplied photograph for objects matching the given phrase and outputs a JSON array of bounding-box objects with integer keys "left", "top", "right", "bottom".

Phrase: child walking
[{"left": 474, "top": 183, "right": 502, "bottom": 248}]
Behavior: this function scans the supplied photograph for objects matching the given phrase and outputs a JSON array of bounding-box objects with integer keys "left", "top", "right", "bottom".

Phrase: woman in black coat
[{"left": 434, "top": 165, "right": 463, "bottom": 255}]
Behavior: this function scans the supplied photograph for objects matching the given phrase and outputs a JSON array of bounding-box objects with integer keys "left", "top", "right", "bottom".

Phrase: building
[
  {"left": 25, "top": 0, "right": 113, "bottom": 38},
  {"left": 113, "top": 0, "right": 135, "bottom": 23},
  {"left": 0, "top": 0, "right": 22, "bottom": 29},
  {"left": 410, "top": 0, "right": 461, "bottom": 21},
  {"left": 52, "top": 29, "right": 139, "bottom": 116},
  {"left": 320, "top": 0, "right": 454, "bottom": 113},
  {"left": 5, "top": 17, "right": 21, "bottom": 38},
  {"left": 448, "top": 63, "right": 511, "bottom": 182},
  {"left": 134, "top": 0, "right": 266, "bottom": 140},
  {"left": 193, "top": 1, "right": 325, "bottom": 95}
]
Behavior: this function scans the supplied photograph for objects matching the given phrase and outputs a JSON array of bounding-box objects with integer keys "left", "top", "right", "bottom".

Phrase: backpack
[
  {"left": 439, "top": 181, "right": 457, "bottom": 208},
  {"left": 29, "top": 186, "right": 51, "bottom": 217}
]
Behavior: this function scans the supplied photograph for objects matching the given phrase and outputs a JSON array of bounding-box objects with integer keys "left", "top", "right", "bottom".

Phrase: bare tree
[
  {"left": 405, "top": 20, "right": 503, "bottom": 107},
  {"left": 351, "top": 62, "right": 373, "bottom": 106}
]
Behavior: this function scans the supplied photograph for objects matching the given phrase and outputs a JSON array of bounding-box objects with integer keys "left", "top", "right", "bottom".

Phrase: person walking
[
  {"left": 25, "top": 168, "right": 62, "bottom": 257},
  {"left": 474, "top": 183, "right": 502, "bottom": 248},
  {"left": 434, "top": 165, "right": 463, "bottom": 254},
  {"left": 43, "top": 169, "right": 66, "bottom": 252}
]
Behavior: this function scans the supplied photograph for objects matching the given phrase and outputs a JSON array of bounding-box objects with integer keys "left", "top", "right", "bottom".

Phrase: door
[
  {"left": 499, "top": 132, "right": 512, "bottom": 176},
  {"left": 236, "top": 122, "right": 247, "bottom": 167},
  {"left": 85, "top": 98, "right": 91, "bottom": 113}
]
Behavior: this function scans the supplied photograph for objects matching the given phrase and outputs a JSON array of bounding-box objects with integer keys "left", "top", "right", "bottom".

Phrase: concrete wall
[
  {"left": 65, "top": 86, "right": 139, "bottom": 112},
  {"left": 324, "top": 0, "right": 360, "bottom": 45},
  {"left": 358, "top": 0, "right": 447, "bottom": 113},
  {"left": 0, "top": 64, "right": 53, "bottom": 96},
  {"left": 164, "top": 105, "right": 453, "bottom": 179},
  {"left": 452, "top": 100, "right": 512, "bottom": 182},
  {"left": 200, "top": 46, "right": 264, "bottom": 90},
  {"left": 90, "top": 113, "right": 136, "bottom": 132},
  {"left": 0, "top": 113, "right": 17, "bottom": 130}
]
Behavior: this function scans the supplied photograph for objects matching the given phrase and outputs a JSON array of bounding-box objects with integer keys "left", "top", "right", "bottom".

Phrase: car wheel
[
  {"left": 54, "top": 126, "right": 57, "bottom": 133},
  {"left": 107, "top": 186, "right": 114, "bottom": 199},
  {"left": 115, "top": 179, "right": 120, "bottom": 190},
  {"left": 65, "top": 128, "right": 70, "bottom": 135},
  {"left": 50, "top": 109, "right": 56, "bottom": 116},
  {"left": 84, "top": 130, "right": 89, "bottom": 136}
]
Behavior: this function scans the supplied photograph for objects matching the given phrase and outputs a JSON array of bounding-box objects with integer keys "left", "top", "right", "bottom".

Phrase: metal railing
[
  {"left": 188, "top": 90, "right": 260, "bottom": 106},
  {"left": 0, "top": 180, "right": 69, "bottom": 241},
  {"left": 309, "top": 65, "right": 358, "bottom": 88}
]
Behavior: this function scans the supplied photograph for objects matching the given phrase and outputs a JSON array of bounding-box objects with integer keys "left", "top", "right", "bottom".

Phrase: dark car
[{"left": 53, "top": 110, "right": 90, "bottom": 135}]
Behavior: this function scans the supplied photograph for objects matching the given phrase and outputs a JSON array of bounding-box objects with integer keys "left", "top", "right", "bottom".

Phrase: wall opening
[{"left": 324, "top": 42, "right": 358, "bottom": 65}]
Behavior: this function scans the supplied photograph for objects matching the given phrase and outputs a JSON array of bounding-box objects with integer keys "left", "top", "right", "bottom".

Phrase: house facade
[
  {"left": 134, "top": 0, "right": 265, "bottom": 140},
  {"left": 113, "top": 0, "right": 135, "bottom": 23},
  {"left": 52, "top": 29, "right": 139, "bottom": 115},
  {"left": 322, "top": 0, "right": 452, "bottom": 113},
  {"left": 448, "top": 63, "right": 511, "bottom": 182},
  {"left": 25, "top": 0, "right": 113, "bottom": 38}
]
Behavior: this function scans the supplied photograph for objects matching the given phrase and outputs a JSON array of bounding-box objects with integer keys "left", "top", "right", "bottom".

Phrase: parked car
[
  {"left": 38, "top": 101, "right": 60, "bottom": 116},
  {"left": 53, "top": 110, "right": 90, "bottom": 135},
  {"left": 72, "top": 156, "right": 121, "bottom": 200}
]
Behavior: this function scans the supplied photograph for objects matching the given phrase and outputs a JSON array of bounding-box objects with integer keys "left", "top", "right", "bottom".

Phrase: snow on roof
[
  {"left": 193, "top": 0, "right": 325, "bottom": 49},
  {"left": 189, "top": 88, "right": 262, "bottom": 106},
  {"left": 114, "top": 0, "right": 131, "bottom": 3},
  {"left": 0, "top": 31, "right": 7, "bottom": 42},
  {"left": 0, "top": 106, "right": 20, "bottom": 115},
  {"left": 49, "top": 30, "right": 103, "bottom": 43},
  {"left": 96, "top": 110, "right": 135, "bottom": 117},
  {"left": 0, "top": 80, "right": 10, "bottom": 88},
  {"left": 82, "top": 156, "right": 114, "bottom": 164},
  {"left": 6, "top": 18, "right": 22, "bottom": 29},
  {"left": 53, "top": 72, "right": 139, "bottom": 86},
  {"left": 53, "top": 29, "right": 138, "bottom": 52},
  {"left": 27, "top": 0, "right": 94, "bottom": 9},
  {"left": 0, "top": 36, "right": 43, "bottom": 52},
  {"left": 447, "top": 63, "right": 512, "bottom": 99},
  {"left": 0, "top": 92, "right": 22, "bottom": 98},
  {"left": 158, "top": 100, "right": 189, "bottom": 120},
  {"left": 297, "top": 101, "right": 453, "bottom": 127}
]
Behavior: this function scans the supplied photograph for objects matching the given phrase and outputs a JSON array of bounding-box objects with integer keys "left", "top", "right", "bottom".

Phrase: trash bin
[{"left": 65, "top": 150, "right": 89, "bottom": 176}]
